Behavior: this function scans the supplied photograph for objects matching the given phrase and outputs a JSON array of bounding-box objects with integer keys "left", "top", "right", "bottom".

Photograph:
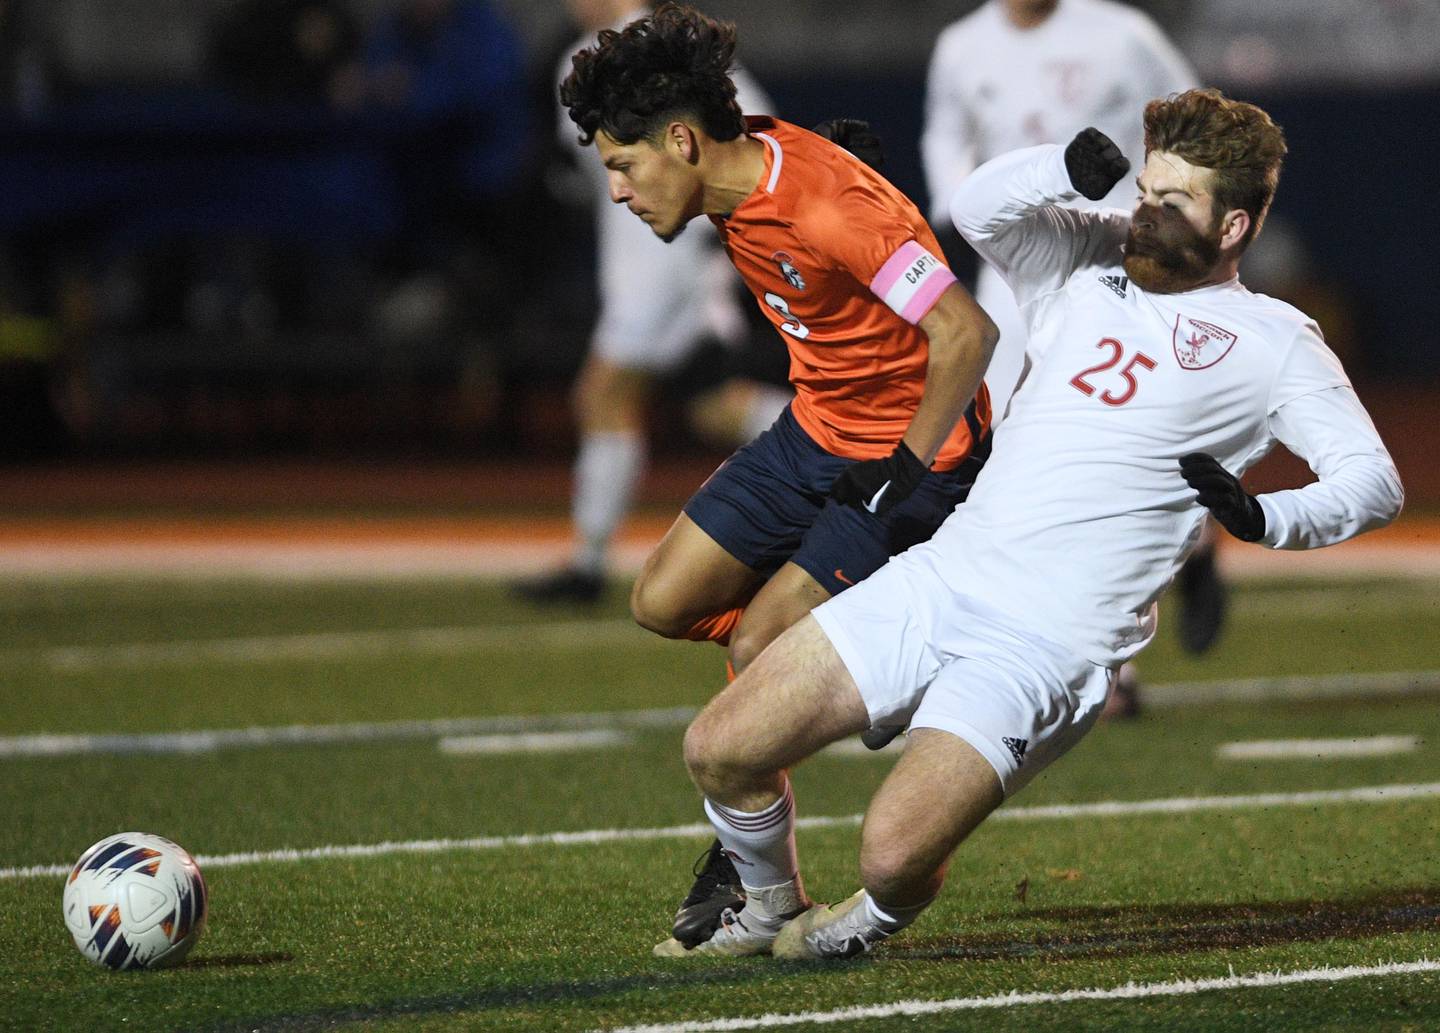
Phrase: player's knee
[
  {"left": 682, "top": 715, "right": 738, "bottom": 796},
  {"left": 726, "top": 621, "right": 771, "bottom": 675},
  {"left": 628, "top": 573, "right": 692, "bottom": 639},
  {"left": 859, "top": 837, "right": 943, "bottom": 906}
]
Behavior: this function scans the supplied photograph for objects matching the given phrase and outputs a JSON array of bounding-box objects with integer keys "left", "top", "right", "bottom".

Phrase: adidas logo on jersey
[
  {"left": 1002, "top": 736, "right": 1029, "bottom": 764},
  {"left": 1099, "top": 274, "right": 1129, "bottom": 298}
]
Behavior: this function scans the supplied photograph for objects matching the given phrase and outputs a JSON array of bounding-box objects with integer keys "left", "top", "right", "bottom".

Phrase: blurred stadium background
[
  {"left": 0, "top": 0, "right": 1436, "bottom": 527},
  {"left": 4, "top": 6, "right": 1440, "bottom": 1029}
]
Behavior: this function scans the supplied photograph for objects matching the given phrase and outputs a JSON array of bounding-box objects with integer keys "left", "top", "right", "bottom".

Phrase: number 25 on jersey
[{"left": 1070, "top": 338, "right": 1155, "bottom": 407}]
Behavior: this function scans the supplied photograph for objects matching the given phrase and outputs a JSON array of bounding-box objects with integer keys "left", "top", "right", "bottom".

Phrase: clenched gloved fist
[
  {"left": 813, "top": 117, "right": 885, "bottom": 170},
  {"left": 1064, "top": 127, "right": 1130, "bottom": 201},
  {"left": 1180, "top": 452, "right": 1266, "bottom": 542},
  {"left": 830, "top": 441, "right": 928, "bottom": 516}
]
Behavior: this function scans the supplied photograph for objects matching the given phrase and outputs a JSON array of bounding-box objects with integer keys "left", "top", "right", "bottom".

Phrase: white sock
[
  {"left": 572, "top": 429, "right": 644, "bottom": 574},
  {"left": 703, "top": 780, "right": 799, "bottom": 900},
  {"left": 864, "top": 892, "right": 931, "bottom": 934}
]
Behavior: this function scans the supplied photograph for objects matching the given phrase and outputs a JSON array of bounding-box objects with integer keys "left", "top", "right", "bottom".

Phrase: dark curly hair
[
  {"left": 1144, "top": 88, "right": 1287, "bottom": 249},
  {"left": 560, "top": 2, "right": 746, "bottom": 147}
]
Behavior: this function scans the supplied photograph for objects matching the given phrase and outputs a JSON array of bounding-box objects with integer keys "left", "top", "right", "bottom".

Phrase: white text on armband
[{"left": 870, "top": 241, "right": 957, "bottom": 324}]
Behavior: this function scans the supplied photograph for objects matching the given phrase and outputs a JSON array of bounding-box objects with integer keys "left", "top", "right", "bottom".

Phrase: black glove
[
  {"left": 1064, "top": 127, "right": 1130, "bottom": 201},
  {"left": 1180, "top": 452, "right": 1266, "bottom": 542},
  {"left": 813, "top": 117, "right": 885, "bottom": 170},
  {"left": 830, "top": 441, "right": 928, "bottom": 515}
]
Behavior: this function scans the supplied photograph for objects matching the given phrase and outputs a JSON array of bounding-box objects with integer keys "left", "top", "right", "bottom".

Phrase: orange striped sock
[{"left": 682, "top": 607, "right": 744, "bottom": 647}]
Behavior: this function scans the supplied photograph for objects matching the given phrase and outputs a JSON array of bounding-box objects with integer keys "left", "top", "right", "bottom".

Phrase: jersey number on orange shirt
[{"left": 764, "top": 292, "right": 811, "bottom": 340}]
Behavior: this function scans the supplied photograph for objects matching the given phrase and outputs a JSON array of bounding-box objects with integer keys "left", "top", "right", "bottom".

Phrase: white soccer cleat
[
  {"left": 772, "top": 890, "right": 890, "bottom": 960},
  {"left": 652, "top": 904, "right": 786, "bottom": 957}
]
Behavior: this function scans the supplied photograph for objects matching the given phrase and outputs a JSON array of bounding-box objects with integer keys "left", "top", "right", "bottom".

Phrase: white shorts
[
  {"left": 811, "top": 544, "right": 1113, "bottom": 798},
  {"left": 591, "top": 200, "right": 744, "bottom": 372}
]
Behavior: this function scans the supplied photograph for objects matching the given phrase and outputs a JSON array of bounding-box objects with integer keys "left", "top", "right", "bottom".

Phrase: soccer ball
[{"left": 62, "top": 832, "right": 207, "bottom": 970}]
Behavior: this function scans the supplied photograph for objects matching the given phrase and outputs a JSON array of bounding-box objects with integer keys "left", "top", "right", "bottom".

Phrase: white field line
[
  {"left": 6, "top": 780, "right": 1440, "bottom": 882},
  {"left": 6, "top": 668, "right": 1440, "bottom": 760},
  {"left": 2, "top": 533, "right": 1437, "bottom": 580},
  {"left": 437, "top": 729, "right": 632, "bottom": 755},
  {"left": 0, "top": 706, "right": 696, "bottom": 759},
  {"left": 1142, "top": 669, "right": 1440, "bottom": 708},
  {"left": 595, "top": 959, "right": 1440, "bottom": 1033},
  {"left": 1217, "top": 735, "right": 1421, "bottom": 760},
  {"left": 0, "top": 618, "right": 646, "bottom": 672}
]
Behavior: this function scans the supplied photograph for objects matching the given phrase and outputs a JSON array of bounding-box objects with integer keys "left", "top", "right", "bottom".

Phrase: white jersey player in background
[
  {"left": 660, "top": 90, "right": 1403, "bottom": 959},
  {"left": 515, "top": 0, "right": 786, "bottom": 605},
  {"left": 923, "top": 0, "right": 1196, "bottom": 421},
  {"left": 920, "top": 0, "right": 1213, "bottom": 705}
]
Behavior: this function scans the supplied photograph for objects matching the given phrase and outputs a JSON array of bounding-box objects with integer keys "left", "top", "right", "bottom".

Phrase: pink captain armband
[{"left": 869, "top": 240, "right": 957, "bottom": 324}]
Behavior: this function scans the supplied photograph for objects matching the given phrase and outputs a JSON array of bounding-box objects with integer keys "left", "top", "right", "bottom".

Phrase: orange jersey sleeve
[{"left": 710, "top": 117, "right": 989, "bottom": 468}]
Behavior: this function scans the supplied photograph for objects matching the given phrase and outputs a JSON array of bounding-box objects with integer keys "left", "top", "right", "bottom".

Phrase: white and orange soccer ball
[{"left": 62, "top": 832, "right": 207, "bottom": 970}]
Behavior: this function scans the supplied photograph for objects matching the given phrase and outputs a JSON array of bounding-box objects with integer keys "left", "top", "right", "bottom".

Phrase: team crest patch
[
  {"left": 772, "top": 251, "right": 807, "bottom": 291},
  {"left": 1173, "top": 314, "right": 1238, "bottom": 370}
]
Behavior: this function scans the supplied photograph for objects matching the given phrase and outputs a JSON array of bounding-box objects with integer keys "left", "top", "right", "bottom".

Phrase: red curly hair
[{"left": 1144, "top": 88, "right": 1287, "bottom": 249}]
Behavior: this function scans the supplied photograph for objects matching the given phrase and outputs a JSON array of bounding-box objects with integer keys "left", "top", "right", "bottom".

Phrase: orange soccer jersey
[{"left": 709, "top": 116, "right": 990, "bottom": 469}]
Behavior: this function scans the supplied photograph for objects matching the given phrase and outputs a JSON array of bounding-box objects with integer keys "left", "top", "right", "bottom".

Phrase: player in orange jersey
[{"left": 561, "top": 2, "right": 999, "bottom": 953}]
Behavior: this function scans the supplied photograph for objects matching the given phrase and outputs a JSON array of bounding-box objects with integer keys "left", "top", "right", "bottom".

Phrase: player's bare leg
[
  {"left": 630, "top": 513, "right": 765, "bottom": 642},
  {"left": 727, "top": 561, "right": 832, "bottom": 674},
  {"left": 774, "top": 727, "right": 1003, "bottom": 959},
  {"left": 656, "top": 615, "right": 870, "bottom": 956},
  {"left": 659, "top": 559, "right": 831, "bottom": 945},
  {"left": 513, "top": 356, "right": 652, "bottom": 605}
]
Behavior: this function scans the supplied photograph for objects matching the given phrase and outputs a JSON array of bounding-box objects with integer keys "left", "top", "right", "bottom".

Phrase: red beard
[{"left": 1123, "top": 204, "right": 1224, "bottom": 294}]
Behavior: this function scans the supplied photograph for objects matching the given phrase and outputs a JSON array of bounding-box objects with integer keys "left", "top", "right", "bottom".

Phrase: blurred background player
[
  {"left": 921, "top": 0, "right": 1216, "bottom": 715},
  {"left": 512, "top": 0, "right": 787, "bottom": 606}
]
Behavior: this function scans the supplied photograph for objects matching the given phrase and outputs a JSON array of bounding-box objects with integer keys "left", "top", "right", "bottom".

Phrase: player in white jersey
[
  {"left": 514, "top": 0, "right": 785, "bottom": 605},
  {"left": 923, "top": 0, "right": 1196, "bottom": 421},
  {"left": 918, "top": 0, "right": 1221, "bottom": 686},
  {"left": 658, "top": 90, "right": 1403, "bottom": 958}
]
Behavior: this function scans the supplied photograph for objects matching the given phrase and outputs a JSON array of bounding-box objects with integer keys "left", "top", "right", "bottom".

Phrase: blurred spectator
[
  {"left": 0, "top": 0, "right": 57, "bottom": 117},
  {"left": 358, "top": 0, "right": 536, "bottom": 364},
  {"left": 209, "top": 0, "right": 362, "bottom": 108},
  {"left": 360, "top": 0, "right": 531, "bottom": 201}
]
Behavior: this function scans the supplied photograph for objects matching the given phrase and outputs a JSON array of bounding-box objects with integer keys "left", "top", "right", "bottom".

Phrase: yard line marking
[
  {"left": 7, "top": 668, "right": 1440, "bottom": 761},
  {"left": 437, "top": 729, "right": 632, "bottom": 755},
  {"left": 0, "top": 706, "right": 696, "bottom": 759},
  {"left": 593, "top": 959, "right": 1440, "bottom": 1033},
  {"left": 1218, "top": 735, "right": 1422, "bottom": 760},
  {"left": 6, "top": 781, "right": 1440, "bottom": 881},
  {"left": 1143, "top": 668, "right": 1440, "bottom": 708},
  {"left": 0, "top": 618, "right": 649, "bottom": 671}
]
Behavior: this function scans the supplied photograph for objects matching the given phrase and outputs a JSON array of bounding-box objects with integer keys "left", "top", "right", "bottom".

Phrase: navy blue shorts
[{"left": 683, "top": 405, "right": 989, "bottom": 596}]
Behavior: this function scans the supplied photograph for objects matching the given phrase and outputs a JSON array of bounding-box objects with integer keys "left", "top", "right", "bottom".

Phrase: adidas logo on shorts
[{"left": 1002, "top": 736, "right": 1029, "bottom": 764}]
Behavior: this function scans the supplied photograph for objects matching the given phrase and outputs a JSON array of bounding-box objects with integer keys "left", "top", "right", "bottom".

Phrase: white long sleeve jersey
[
  {"left": 921, "top": 0, "right": 1195, "bottom": 221},
  {"left": 930, "top": 145, "right": 1404, "bottom": 668}
]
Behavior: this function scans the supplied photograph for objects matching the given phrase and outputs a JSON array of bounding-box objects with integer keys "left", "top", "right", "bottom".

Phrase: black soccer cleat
[
  {"left": 672, "top": 840, "right": 746, "bottom": 949},
  {"left": 1176, "top": 544, "right": 1227, "bottom": 655},
  {"left": 859, "top": 725, "right": 903, "bottom": 751},
  {"left": 510, "top": 567, "right": 605, "bottom": 606}
]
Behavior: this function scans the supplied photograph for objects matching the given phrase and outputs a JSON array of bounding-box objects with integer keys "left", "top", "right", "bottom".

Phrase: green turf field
[{"left": 3, "top": 575, "right": 1440, "bottom": 1032}]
